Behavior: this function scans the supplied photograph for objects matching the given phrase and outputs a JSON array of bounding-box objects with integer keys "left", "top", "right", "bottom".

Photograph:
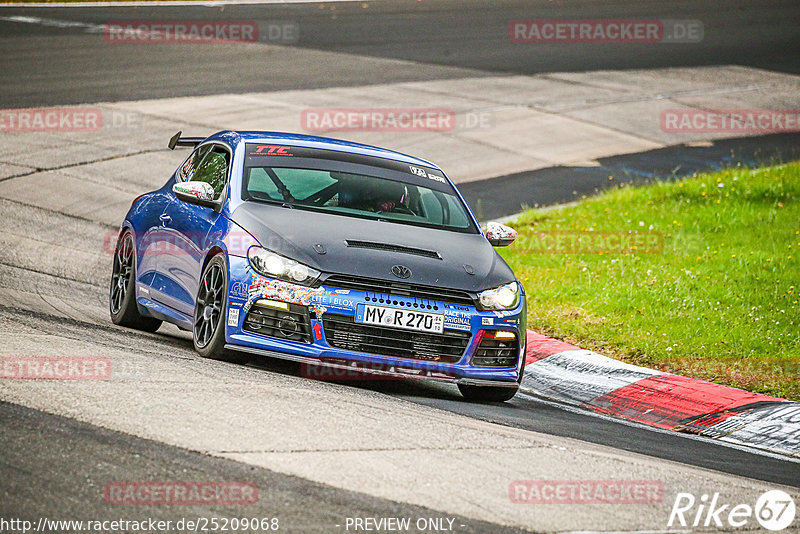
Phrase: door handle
[{"left": 159, "top": 214, "right": 171, "bottom": 226}]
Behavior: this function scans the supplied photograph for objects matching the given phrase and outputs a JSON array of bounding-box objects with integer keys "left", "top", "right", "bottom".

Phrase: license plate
[{"left": 356, "top": 304, "right": 445, "bottom": 334}]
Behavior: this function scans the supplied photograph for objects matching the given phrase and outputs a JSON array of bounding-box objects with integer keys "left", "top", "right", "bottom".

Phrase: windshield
[{"left": 242, "top": 165, "right": 477, "bottom": 233}]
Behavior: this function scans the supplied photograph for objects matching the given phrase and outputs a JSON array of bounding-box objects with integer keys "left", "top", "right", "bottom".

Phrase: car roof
[{"left": 205, "top": 130, "right": 441, "bottom": 170}]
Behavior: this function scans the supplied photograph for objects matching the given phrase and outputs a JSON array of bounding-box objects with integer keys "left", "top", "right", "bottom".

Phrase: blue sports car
[{"left": 110, "top": 130, "right": 526, "bottom": 401}]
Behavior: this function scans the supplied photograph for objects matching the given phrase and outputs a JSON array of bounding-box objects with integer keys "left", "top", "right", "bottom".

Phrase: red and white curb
[{"left": 522, "top": 331, "right": 800, "bottom": 459}]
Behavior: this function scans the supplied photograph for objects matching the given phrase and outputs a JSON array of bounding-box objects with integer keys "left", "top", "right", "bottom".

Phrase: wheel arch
[
  {"left": 194, "top": 246, "right": 236, "bottom": 354},
  {"left": 201, "top": 245, "right": 229, "bottom": 277},
  {"left": 114, "top": 221, "right": 141, "bottom": 266}
]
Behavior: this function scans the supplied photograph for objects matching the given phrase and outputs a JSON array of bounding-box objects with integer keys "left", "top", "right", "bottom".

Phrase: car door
[
  {"left": 137, "top": 145, "right": 210, "bottom": 299},
  {"left": 152, "top": 143, "right": 230, "bottom": 317}
]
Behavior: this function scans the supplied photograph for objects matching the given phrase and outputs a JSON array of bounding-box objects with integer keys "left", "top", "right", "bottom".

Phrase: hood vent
[{"left": 345, "top": 240, "right": 442, "bottom": 260}]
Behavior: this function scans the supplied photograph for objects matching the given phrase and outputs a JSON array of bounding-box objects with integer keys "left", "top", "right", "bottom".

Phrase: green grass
[{"left": 500, "top": 162, "right": 800, "bottom": 400}]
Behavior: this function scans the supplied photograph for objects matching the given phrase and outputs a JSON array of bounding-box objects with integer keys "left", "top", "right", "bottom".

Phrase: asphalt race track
[
  {"left": 1, "top": 0, "right": 800, "bottom": 107},
  {"left": 1, "top": 1, "right": 799, "bottom": 532},
  {"left": 0, "top": 402, "right": 528, "bottom": 533}
]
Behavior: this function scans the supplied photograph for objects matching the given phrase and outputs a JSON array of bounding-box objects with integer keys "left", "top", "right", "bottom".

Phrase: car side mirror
[
  {"left": 173, "top": 182, "right": 218, "bottom": 209},
  {"left": 485, "top": 221, "right": 517, "bottom": 247}
]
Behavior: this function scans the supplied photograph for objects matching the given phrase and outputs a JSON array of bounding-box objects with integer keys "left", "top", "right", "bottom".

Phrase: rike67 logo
[{"left": 668, "top": 490, "right": 796, "bottom": 531}]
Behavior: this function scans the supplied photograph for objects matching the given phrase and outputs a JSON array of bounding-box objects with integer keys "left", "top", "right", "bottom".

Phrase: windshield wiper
[{"left": 244, "top": 195, "right": 293, "bottom": 208}]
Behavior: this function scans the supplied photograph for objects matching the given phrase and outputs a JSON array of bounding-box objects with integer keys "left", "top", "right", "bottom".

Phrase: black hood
[{"left": 230, "top": 202, "right": 516, "bottom": 293}]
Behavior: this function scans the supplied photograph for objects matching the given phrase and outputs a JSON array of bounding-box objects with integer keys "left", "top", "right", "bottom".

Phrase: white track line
[
  {"left": 0, "top": 15, "right": 104, "bottom": 32},
  {"left": 0, "top": 0, "right": 364, "bottom": 8}
]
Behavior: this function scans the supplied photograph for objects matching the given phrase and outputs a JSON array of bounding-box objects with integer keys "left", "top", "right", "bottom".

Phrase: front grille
[
  {"left": 345, "top": 240, "right": 442, "bottom": 260},
  {"left": 243, "top": 302, "right": 312, "bottom": 344},
  {"left": 323, "top": 274, "right": 475, "bottom": 307},
  {"left": 471, "top": 334, "right": 519, "bottom": 367},
  {"left": 322, "top": 314, "right": 470, "bottom": 363}
]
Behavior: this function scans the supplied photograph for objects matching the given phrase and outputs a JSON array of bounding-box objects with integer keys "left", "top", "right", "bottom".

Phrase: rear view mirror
[
  {"left": 173, "top": 182, "right": 217, "bottom": 209},
  {"left": 485, "top": 221, "right": 517, "bottom": 247}
]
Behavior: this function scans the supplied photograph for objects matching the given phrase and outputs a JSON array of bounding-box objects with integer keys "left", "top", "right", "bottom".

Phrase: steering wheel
[
  {"left": 377, "top": 203, "right": 415, "bottom": 215},
  {"left": 389, "top": 204, "right": 415, "bottom": 215}
]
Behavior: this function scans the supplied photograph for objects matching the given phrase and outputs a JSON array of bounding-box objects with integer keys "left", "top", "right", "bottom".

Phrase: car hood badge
[{"left": 391, "top": 265, "right": 412, "bottom": 279}]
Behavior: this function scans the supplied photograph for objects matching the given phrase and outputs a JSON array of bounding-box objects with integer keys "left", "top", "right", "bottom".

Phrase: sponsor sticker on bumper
[{"left": 227, "top": 308, "right": 240, "bottom": 327}]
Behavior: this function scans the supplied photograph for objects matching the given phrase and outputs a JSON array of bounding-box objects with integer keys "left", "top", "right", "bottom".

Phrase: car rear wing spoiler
[{"left": 168, "top": 131, "right": 205, "bottom": 150}]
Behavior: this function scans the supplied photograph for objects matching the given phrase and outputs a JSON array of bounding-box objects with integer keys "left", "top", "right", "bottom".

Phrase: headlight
[
  {"left": 477, "top": 282, "right": 520, "bottom": 310},
  {"left": 247, "top": 246, "right": 320, "bottom": 286}
]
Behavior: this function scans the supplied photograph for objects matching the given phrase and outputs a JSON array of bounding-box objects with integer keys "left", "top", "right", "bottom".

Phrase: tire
[
  {"left": 193, "top": 254, "right": 245, "bottom": 363},
  {"left": 458, "top": 342, "right": 525, "bottom": 402},
  {"left": 458, "top": 383, "right": 519, "bottom": 402},
  {"left": 109, "top": 230, "right": 162, "bottom": 332}
]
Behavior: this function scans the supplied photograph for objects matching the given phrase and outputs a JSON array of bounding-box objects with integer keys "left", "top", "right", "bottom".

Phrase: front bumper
[{"left": 224, "top": 256, "right": 526, "bottom": 385}]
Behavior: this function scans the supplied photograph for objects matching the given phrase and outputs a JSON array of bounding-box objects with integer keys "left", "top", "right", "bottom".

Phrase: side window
[
  {"left": 443, "top": 195, "right": 470, "bottom": 227},
  {"left": 419, "top": 191, "right": 469, "bottom": 227},
  {"left": 192, "top": 146, "right": 230, "bottom": 200},
  {"left": 419, "top": 190, "right": 444, "bottom": 224},
  {"left": 178, "top": 145, "right": 211, "bottom": 182}
]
